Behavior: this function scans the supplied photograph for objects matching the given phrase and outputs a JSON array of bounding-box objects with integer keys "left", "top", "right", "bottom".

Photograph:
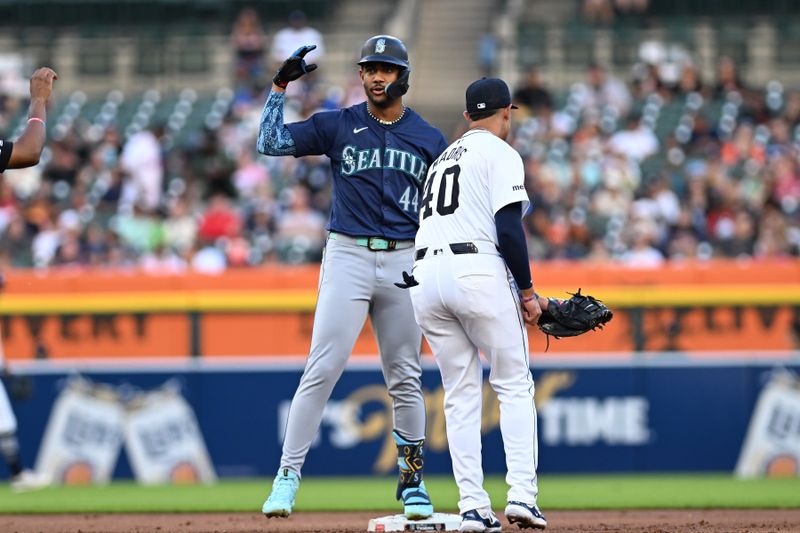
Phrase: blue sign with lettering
[{"left": 4, "top": 358, "right": 798, "bottom": 479}]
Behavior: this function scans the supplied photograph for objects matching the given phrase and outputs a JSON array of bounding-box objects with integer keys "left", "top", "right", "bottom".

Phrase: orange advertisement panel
[
  {"left": 526, "top": 306, "right": 798, "bottom": 353},
  {"left": 0, "top": 260, "right": 797, "bottom": 359},
  {"left": 201, "top": 313, "right": 384, "bottom": 357},
  {"left": 200, "top": 306, "right": 798, "bottom": 356},
  {"left": 1, "top": 314, "right": 188, "bottom": 359},
  {"left": 2, "top": 305, "right": 796, "bottom": 359}
]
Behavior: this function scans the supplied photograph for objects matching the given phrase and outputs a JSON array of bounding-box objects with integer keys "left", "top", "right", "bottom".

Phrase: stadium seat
[
  {"left": 654, "top": 101, "right": 684, "bottom": 142},
  {"left": 517, "top": 23, "right": 548, "bottom": 67},
  {"left": 715, "top": 20, "right": 750, "bottom": 66},
  {"left": 78, "top": 29, "right": 115, "bottom": 76},
  {"left": 135, "top": 29, "right": 167, "bottom": 76},
  {"left": 612, "top": 24, "right": 644, "bottom": 66},
  {"left": 663, "top": 19, "right": 696, "bottom": 55},
  {"left": 174, "top": 24, "right": 211, "bottom": 74},
  {"left": 775, "top": 19, "right": 800, "bottom": 65},
  {"left": 562, "top": 23, "right": 596, "bottom": 66}
]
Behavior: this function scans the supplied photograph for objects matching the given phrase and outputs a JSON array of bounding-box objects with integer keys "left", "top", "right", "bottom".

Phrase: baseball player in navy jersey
[
  {"left": 257, "top": 36, "right": 448, "bottom": 520},
  {"left": 0, "top": 67, "right": 56, "bottom": 492},
  {"left": 408, "top": 78, "right": 548, "bottom": 531}
]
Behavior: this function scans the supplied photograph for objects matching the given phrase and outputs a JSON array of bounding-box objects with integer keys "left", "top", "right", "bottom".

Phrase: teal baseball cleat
[
  {"left": 393, "top": 430, "right": 434, "bottom": 519},
  {"left": 262, "top": 469, "right": 300, "bottom": 518},
  {"left": 399, "top": 479, "right": 434, "bottom": 520}
]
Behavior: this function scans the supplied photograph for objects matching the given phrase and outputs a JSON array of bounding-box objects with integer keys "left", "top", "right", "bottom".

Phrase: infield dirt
[{"left": 1, "top": 510, "right": 799, "bottom": 533}]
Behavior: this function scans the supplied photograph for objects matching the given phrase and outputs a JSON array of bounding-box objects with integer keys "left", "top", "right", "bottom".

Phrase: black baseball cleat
[{"left": 505, "top": 500, "right": 547, "bottom": 529}]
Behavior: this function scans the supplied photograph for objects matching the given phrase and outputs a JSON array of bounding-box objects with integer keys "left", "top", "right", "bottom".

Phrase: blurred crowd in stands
[
  {"left": 0, "top": 8, "right": 798, "bottom": 271},
  {"left": 582, "top": 0, "right": 649, "bottom": 25},
  {"left": 511, "top": 54, "right": 800, "bottom": 265}
]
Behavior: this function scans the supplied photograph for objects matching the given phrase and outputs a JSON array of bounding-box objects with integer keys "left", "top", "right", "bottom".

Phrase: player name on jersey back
[
  {"left": 416, "top": 129, "right": 529, "bottom": 249},
  {"left": 429, "top": 144, "right": 468, "bottom": 173}
]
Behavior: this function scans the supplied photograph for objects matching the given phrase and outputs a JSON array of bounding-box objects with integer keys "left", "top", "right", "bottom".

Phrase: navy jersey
[
  {"left": 287, "top": 103, "right": 447, "bottom": 240},
  {"left": 0, "top": 139, "right": 13, "bottom": 172}
]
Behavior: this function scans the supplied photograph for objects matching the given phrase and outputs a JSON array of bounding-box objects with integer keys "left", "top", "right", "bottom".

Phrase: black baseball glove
[
  {"left": 537, "top": 289, "right": 613, "bottom": 342},
  {"left": 273, "top": 45, "right": 318, "bottom": 88}
]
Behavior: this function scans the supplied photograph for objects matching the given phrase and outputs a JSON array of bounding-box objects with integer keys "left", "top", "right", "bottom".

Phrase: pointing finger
[{"left": 296, "top": 44, "right": 317, "bottom": 58}]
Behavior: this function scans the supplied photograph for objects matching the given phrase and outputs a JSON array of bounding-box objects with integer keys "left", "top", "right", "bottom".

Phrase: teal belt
[
  {"left": 330, "top": 232, "right": 399, "bottom": 251},
  {"left": 357, "top": 237, "right": 397, "bottom": 251}
]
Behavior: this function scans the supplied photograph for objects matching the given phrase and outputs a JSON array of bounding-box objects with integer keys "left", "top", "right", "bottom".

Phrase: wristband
[
  {"left": 521, "top": 294, "right": 536, "bottom": 303},
  {"left": 27, "top": 117, "right": 46, "bottom": 126},
  {"left": 272, "top": 74, "right": 288, "bottom": 89}
]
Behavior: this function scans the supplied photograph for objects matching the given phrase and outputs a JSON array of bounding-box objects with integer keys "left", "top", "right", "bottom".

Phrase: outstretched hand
[{"left": 273, "top": 45, "right": 318, "bottom": 89}]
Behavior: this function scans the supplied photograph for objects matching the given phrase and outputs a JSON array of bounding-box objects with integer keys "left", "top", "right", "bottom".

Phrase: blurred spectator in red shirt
[{"left": 198, "top": 194, "right": 242, "bottom": 242}]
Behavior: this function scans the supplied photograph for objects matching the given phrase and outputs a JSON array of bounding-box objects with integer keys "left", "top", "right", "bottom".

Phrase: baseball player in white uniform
[
  {"left": 0, "top": 67, "right": 56, "bottom": 492},
  {"left": 407, "top": 78, "right": 548, "bottom": 531},
  {"left": 0, "top": 325, "right": 49, "bottom": 491}
]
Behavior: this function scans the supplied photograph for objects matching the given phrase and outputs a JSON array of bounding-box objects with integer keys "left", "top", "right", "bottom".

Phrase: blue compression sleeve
[
  {"left": 256, "top": 91, "right": 297, "bottom": 156},
  {"left": 495, "top": 202, "right": 533, "bottom": 290}
]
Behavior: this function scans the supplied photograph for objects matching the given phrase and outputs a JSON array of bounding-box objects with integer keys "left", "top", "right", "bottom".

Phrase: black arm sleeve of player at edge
[
  {"left": 495, "top": 202, "right": 533, "bottom": 291},
  {"left": 0, "top": 140, "right": 13, "bottom": 173}
]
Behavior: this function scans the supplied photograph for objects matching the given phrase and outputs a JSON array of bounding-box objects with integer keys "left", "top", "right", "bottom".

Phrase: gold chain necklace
[{"left": 367, "top": 104, "right": 406, "bottom": 126}]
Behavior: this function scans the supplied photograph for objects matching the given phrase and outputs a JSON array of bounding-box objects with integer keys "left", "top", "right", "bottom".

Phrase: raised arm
[
  {"left": 256, "top": 90, "right": 297, "bottom": 156},
  {"left": 256, "top": 45, "right": 318, "bottom": 156},
  {"left": 8, "top": 67, "right": 58, "bottom": 169}
]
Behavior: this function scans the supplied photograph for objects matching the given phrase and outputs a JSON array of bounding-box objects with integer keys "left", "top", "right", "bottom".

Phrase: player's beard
[{"left": 366, "top": 89, "right": 392, "bottom": 109}]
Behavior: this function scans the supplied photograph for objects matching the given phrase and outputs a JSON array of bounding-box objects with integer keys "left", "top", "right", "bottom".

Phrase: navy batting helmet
[{"left": 357, "top": 35, "right": 409, "bottom": 69}]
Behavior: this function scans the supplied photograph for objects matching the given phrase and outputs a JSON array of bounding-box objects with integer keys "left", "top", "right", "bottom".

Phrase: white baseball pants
[
  {"left": 409, "top": 249, "right": 539, "bottom": 513},
  {"left": 0, "top": 380, "right": 17, "bottom": 435}
]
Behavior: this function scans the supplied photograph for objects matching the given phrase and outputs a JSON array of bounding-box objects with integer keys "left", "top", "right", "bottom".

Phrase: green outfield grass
[{"left": 1, "top": 474, "right": 799, "bottom": 514}]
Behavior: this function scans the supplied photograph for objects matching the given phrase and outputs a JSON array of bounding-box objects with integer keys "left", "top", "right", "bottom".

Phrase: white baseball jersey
[
  {"left": 415, "top": 128, "right": 529, "bottom": 251},
  {"left": 409, "top": 127, "right": 541, "bottom": 514}
]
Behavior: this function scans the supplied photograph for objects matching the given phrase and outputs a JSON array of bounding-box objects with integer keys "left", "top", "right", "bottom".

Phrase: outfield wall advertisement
[
  {"left": 1, "top": 261, "right": 798, "bottom": 358},
  {"left": 735, "top": 371, "right": 800, "bottom": 478},
  {"left": 4, "top": 358, "right": 800, "bottom": 481},
  {"left": 32, "top": 377, "right": 216, "bottom": 485}
]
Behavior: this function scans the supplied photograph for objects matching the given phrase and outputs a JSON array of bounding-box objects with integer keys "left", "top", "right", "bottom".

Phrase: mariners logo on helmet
[{"left": 358, "top": 35, "right": 410, "bottom": 70}]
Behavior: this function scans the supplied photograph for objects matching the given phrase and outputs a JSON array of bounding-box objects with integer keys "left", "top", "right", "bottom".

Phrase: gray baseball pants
[{"left": 278, "top": 233, "right": 426, "bottom": 475}]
